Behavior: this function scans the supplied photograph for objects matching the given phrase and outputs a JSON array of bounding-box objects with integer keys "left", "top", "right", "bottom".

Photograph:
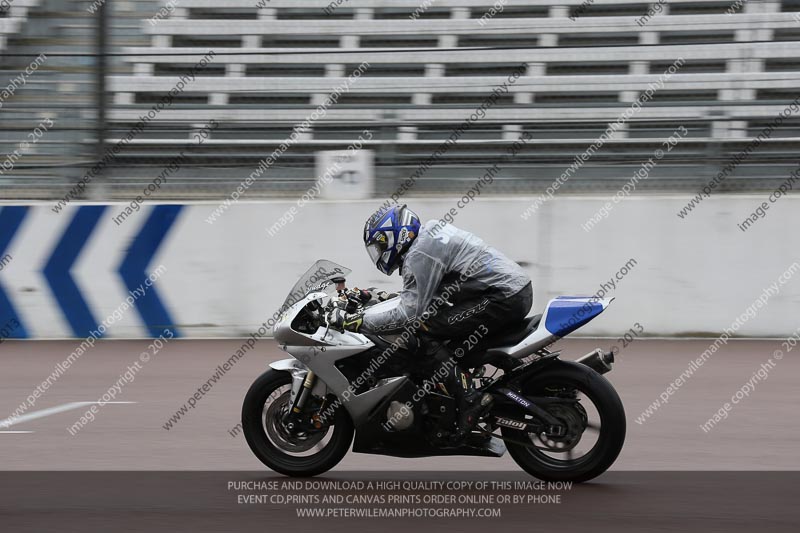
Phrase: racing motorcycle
[{"left": 242, "top": 260, "right": 625, "bottom": 482}]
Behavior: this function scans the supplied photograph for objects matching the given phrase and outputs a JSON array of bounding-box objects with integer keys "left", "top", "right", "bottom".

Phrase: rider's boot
[
  {"left": 445, "top": 364, "right": 493, "bottom": 443},
  {"left": 419, "top": 337, "right": 493, "bottom": 443}
]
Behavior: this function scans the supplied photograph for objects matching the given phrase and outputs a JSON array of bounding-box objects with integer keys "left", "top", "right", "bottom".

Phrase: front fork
[{"left": 284, "top": 371, "right": 316, "bottom": 431}]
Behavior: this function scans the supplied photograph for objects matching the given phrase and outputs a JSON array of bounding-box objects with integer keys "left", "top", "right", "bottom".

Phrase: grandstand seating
[
  {"left": 111, "top": 0, "right": 799, "bottom": 129},
  {"left": 97, "top": 1, "right": 800, "bottom": 197},
  {"left": 0, "top": 0, "right": 40, "bottom": 51}
]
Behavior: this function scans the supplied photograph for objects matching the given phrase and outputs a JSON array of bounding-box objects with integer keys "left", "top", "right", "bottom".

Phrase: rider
[{"left": 328, "top": 204, "right": 533, "bottom": 442}]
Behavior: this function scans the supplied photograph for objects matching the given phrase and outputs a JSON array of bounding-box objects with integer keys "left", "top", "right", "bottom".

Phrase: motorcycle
[{"left": 242, "top": 260, "right": 625, "bottom": 482}]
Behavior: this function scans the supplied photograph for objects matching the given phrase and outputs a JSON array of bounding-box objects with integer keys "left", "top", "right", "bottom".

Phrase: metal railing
[{"left": 1, "top": 0, "right": 799, "bottom": 200}]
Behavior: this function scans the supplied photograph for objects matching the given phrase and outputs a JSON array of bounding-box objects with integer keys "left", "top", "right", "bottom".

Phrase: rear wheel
[
  {"left": 242, "top": 369, "right": 354, "bottom": 477},
  {"left": 501, "top": 360, "right": 625, "bottom": 483}
]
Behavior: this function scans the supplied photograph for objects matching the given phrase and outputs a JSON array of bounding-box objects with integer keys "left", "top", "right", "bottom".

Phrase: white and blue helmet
[{"left": 363, "top": 205, "right": 421, "bottom": 275}]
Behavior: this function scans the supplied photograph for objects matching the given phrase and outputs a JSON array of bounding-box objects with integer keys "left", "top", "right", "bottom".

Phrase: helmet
[{"left": 363, "top": 204, "right": 421, "bottom": 275}]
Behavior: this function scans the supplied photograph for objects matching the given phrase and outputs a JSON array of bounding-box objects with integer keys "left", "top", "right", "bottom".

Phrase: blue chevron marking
[
  {"left": 0, "top": 206, "right": 30, "bottom": 338},
  {"left": 119, "top": 205, "right": 182, "bottom": 338},
  {"left": 43, "top": 206, "right": 107, "bottom": 338}
]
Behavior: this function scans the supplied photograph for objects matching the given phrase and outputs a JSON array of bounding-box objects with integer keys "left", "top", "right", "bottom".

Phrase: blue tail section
[{"left": 545, "top": 296, "right": 608, "bottom": 337}]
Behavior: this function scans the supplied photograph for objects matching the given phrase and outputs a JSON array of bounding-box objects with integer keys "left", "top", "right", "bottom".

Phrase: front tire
[
  {"left": 242, "top": 369, "right": 354, "bottom": 477},
  {"left": 502, "top": 360, "right": 626, "bottom": 483}
]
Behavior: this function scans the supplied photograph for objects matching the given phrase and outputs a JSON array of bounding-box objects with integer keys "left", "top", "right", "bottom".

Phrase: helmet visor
[{"left": 366, "top": 242, "right": 385, "bottom": 266}]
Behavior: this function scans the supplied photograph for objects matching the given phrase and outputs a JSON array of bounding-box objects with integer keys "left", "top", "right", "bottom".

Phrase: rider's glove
[
  {"left": 376, "top": 290, "right": 398, "bottom": 302},
  {"left": 352, "top": 288, "right": 372, "bottom": 304},
  {"left": 341, "top": 287, "right": 372, "bottom": 312},
  {"left": 327, "top": 308, "right": 364, "bottom": 332}
]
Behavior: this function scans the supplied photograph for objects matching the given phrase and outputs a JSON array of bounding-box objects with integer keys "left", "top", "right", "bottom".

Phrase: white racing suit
[
  {"left": 361, "top": 220, "right": 533, "bottom": 442},
  {"left": 362, "top": 220, "right": 532, "bottom": 339}
]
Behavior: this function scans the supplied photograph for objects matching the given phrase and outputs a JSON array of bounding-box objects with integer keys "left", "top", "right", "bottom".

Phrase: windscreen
[{"left": 281, "top": 260, "right": 351, "bottom": 310}]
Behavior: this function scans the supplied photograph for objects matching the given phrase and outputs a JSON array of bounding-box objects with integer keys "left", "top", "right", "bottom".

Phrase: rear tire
[
  {"left": 242, "top": 369, "right": 354, "bottom": 477},
  {"left": 502, "top": 360, "right": 626, "bottom": 483}
]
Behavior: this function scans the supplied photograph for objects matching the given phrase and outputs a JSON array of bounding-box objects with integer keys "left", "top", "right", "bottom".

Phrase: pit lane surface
[
  {"left": 1, "top": 338, "right": 797, "bottom": 531},
  {"left": 0, "top": 338, "right": 797, "bottom": 471}
]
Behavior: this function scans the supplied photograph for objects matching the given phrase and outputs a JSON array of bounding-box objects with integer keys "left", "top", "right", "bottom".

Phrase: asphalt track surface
[{"left": 1, "top": 338, "right": 798, "bottom": 531}]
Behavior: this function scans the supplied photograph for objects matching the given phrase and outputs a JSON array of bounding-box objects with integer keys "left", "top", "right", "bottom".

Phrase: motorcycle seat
[{"left": 478, "top": 313, "right": 542, "bottom": 349}]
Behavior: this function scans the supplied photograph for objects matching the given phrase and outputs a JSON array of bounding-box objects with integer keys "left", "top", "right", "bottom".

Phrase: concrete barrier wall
[{"left": 1, "top": 194, "right": 798, "bottom": 338}]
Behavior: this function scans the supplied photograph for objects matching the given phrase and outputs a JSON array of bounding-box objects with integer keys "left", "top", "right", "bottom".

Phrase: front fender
[
  {"left": 269, "top": 358, "right": 308, "bottom": 373},
  {"left": 269, "top": 358, "right": 309, "bottom": 405}
]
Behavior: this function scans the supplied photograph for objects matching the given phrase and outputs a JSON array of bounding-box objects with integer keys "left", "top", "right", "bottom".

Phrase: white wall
[{"left": 2, "top": 194, "right": 798, "bottom": 338}]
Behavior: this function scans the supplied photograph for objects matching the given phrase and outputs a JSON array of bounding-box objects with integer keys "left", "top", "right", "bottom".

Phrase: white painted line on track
[
  {"left": 0, "top": 431, "right": 34, "bottom": 434},
  {"left": 0, "top": 401, "right": 137, "bottom": 428}
]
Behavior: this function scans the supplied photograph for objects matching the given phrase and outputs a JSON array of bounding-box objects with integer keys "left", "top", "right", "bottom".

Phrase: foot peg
[{"left": 452, "top": 393, "right": 494, "bottom": 443}]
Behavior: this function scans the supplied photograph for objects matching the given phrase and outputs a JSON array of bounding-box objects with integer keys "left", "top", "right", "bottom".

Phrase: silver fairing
[{"left": 273, "top": 292, "right": 408, "bottom": 426}]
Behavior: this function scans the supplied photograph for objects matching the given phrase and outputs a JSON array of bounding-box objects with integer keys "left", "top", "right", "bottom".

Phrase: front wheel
[
  {"left": 501, "top": 360, "right": 626, "bottom": 483},
  {"left": 242, "top": 369, "right": 354, "bottom": 477}
]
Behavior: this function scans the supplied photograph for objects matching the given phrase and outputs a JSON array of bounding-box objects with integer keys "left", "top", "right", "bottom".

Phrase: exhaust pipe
[{"left": 576, "top": 348, "right": 614, "bottom": 375}]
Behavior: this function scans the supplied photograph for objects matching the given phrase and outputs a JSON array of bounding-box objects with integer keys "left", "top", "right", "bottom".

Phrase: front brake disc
[{"left": 263, "top": 392, "right": 328, "bottom": 453}]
